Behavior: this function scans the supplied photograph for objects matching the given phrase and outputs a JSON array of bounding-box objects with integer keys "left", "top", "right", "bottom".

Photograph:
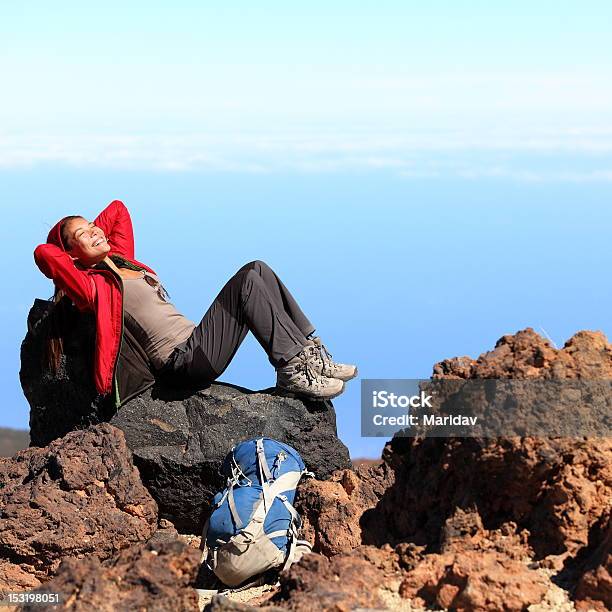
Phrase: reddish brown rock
[
  {"left": 399, "top": 548, "right": 548, "bottom": 611},
  {"left": 397, "top": 507, "right": 543, "bottom": 610},
  {"left": 439, "top": 508, "right": 532, "bottom": 559},
  {"left": 381, "top": 434, "right": 611, "bottom": 557},
  {"left": 433, "top": 328, "right": 612, "bottom": 380},
  {"left": 379, "top": 329, "right": 612, "bottom": 557},
  {"left": 22, "top": 538, "right": 200, "bottom": 612},
  {"left": 0, "top": 423, "right": 158, "bottom": 584},
  {"left": 294, "top": 462, "right": 394, "bottom": 556},
  {"left": 274, "top": 546, "right": 402, "bottom": 611},
  {"left": 0, "top": 560, "right": 41, "bottom": 592},
  {"left": 574, "top": 513, "right": 612, "bottom": 611},
  {"left": 290, "top": 329, "right": 610, "bottom": 608},
  {"left": 280, "top": 553, "right": 382, "bottom": 610},
  {"left": 293, "top": 329, "right": 610, "bottom": 564}
]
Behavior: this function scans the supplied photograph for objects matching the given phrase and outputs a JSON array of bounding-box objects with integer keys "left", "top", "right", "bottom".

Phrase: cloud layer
[{"left": 1, "top": 126, "right": 612, "bottom": 181}]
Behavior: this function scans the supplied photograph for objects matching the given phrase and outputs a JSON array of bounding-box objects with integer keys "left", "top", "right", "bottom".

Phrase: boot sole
[{"left": 276, "top": 380, "right": 346, "bottom": 401}]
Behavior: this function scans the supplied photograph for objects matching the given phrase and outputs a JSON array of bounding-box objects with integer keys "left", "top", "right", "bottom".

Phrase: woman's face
[{"left": 63, "top": 217, "right": 111, "bottom": 266}]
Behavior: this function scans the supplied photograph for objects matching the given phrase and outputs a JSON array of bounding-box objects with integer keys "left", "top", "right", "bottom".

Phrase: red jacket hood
[{"left": 47, "top": 218, "right": 68, "bottom": 251}]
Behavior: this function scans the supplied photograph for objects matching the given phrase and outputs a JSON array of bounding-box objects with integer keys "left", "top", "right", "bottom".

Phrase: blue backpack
[{"left": 200, "top": 438, "right": 314, "bottom": 588}]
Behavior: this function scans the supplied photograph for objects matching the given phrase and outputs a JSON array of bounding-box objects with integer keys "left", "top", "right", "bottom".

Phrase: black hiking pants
[{"left": 158, "top": 260, "right": 315, "bottom": 385}]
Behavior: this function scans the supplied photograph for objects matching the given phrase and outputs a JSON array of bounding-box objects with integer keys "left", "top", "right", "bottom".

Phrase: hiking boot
[
  {"left": 276, "top": 347, "right": 345, "bottom": 400},
  {"left": 305, "top": 336, "right": 358, "bottom": 382}
]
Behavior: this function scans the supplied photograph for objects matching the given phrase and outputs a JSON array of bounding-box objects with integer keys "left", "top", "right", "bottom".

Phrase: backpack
[{"left": 200, "top": 437, "right": 314, "bottom": 588}]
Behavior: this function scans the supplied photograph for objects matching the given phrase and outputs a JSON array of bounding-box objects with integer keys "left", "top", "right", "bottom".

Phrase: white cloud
[{"left": 1, "top": 126, "right": 612, "bottom": 181}]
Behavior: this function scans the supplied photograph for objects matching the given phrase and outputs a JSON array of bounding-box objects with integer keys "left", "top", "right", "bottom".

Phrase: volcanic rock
[
  {"left": 22, "top": 538, "right": 200, "bottom": 612},
  {"left": 296, "top": 329, "right": 612, "bottom": 558},
  {"left": 291, "top": 328, "right": 611, "bottom": 610},
  {"left": 273, "top": 546, "right": 402, "bottom": 611},
  {"left": 395, "top": 507, "right": 545, "bottom": 610},
  {"left": 0, "top": 561, "right": 42, "bottom": 593},
  {"left": 20, "top": 299, "right": 351, "bottom": 533},
  {"left": 380, "top": 434, "right": 612, "bottom": 557},
  {"left": 432, "top": 327, "right": 612, "bottom": 380},
  {"left": 0, "top": 423, "right": 157, "bottom": 586},
  {"left": 295, "top": 329, "right": 611, "bottom": 559},
  {"left": 399, "top": 548, "right": 548, "bottom": 611},
  {"left": 574, "top": 512, "right": 612, "bottom": 611},
  {"left": 377, "top": 329, "right": 612, "bottom": 557},
  {"left": 294, "top": 461, "right": 394, "bottom": 556}
]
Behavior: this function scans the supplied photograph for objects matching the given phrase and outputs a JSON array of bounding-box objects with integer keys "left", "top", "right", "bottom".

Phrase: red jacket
[{"left": 34, "top": 200, "right": 156, "bottom": 400}]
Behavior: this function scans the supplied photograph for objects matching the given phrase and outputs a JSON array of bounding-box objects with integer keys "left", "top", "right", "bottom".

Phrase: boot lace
[
  {"left": 319, "top": 341, "right": 335, "bottom": 368},
  {"left": 309, "top": 341, "right": 339, "bottom": 376},
  {"left": 296, "top": 350, "right": 327, "bottom": 389}
]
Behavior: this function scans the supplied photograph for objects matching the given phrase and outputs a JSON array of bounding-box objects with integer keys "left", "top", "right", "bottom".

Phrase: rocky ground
[{"left": 3, "top": 326, "right": 610, "bottom": 611}]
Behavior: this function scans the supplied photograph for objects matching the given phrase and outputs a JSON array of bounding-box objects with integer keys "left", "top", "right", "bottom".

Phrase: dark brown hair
[{"left": 44, "top": 215, "right": 83, "bottom": 374}]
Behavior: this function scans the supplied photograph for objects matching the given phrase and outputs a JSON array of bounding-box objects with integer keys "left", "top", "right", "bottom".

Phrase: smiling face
[{"left": 62, "top": 216, "right": 111, "bottom": 266}]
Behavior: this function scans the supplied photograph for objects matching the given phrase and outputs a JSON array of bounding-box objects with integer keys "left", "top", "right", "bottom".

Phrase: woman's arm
[
  {"left": 34, "top": 244, "right": 96, "bottom": 312},
  {"left": 93, "top": 199, "right": 135, "bottom": 259}
]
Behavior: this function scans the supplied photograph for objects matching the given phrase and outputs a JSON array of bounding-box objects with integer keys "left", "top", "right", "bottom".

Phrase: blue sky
[
  {"left": 2, "top": 1, "right": 612, "bottom": 174},
  {"left": 1, "top": 3, "right": 611, "bottom": 457}
]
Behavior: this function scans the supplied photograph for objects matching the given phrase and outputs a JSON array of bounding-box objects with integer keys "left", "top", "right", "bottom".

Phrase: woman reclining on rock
[{"left": 34, "top": 200, "right": 357, "bottom": 409}]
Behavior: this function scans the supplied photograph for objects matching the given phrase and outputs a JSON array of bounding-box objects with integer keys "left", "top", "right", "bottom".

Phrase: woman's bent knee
[{"left": 238, "top": 260, "right": 269, "bottom": 274}]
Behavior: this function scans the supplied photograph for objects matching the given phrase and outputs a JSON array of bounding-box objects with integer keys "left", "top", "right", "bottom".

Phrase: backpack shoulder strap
[{"left": 256, "top": 438, "right": 273, "bottom": 482}]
